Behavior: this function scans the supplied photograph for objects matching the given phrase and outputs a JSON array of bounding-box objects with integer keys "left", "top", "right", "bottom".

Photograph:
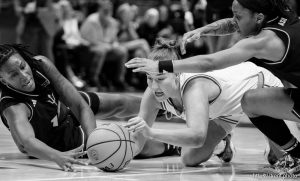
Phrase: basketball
[{"left": 86, "top": 123, "right": 135, "bottom": 172}]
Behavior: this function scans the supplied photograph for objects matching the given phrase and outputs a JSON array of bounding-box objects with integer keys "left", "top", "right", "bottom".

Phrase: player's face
[
  {"left": 0, "top": 53, "right": 35, "bottom": 92},
  {"left": 146, "top": 72, "right": 179, "bottom": 102},
  {"left": 232, "top": 0, "right": 260, "bottom": 37}
]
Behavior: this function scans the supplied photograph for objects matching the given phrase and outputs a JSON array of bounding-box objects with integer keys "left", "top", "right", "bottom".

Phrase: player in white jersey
[{"left": 126, "top": 38, "right": 283, "bottom": 166}]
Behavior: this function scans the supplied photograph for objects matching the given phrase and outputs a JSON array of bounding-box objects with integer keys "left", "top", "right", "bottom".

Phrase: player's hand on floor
[
  {"left": 125, "top": 117, "right": 153, "bottom": 138},
  {"left": 54, "top": 151, "right": 88, "bottom": 172},
  {"left": 125, "top": 58, "right": 159, "bottom": 74}
]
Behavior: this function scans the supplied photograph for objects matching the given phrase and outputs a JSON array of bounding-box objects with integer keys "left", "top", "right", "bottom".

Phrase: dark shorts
[
  {"left": 79, "top": 91, "right": 100, "bottom": 114},
  {"left": 287, "top": 88, "right": 300, "bottom": 119},
  {"left": 59, "top": 91, "right": 100, "bottom": 152}
]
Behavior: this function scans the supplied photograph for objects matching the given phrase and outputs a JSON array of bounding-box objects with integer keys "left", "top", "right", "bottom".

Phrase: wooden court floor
[{"left": 0, "top": 120, "right": 299, "bottom": 181}]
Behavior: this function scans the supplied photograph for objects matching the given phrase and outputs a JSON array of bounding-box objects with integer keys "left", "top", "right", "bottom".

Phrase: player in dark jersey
[
  {"left": 126, "top": 0, "right": 300, "bottom": 176},
  {"left": 0, "top": 44, "right": 181, "bottom": 172}
]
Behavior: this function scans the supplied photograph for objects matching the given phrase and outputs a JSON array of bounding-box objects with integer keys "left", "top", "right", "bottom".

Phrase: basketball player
[
  {"left": 0, "top": 44, "right": 201, "bottom": 172},
  {"left": 126, "top": 0, "right": 300, "bottom": 175},
  {"left": 125, "top": 38, "right": 284, "bottom": 167}
]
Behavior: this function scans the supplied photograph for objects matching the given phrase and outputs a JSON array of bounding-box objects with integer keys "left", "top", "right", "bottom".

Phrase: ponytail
[{"left": 148, "top": 38, "right": 181, "bottom": 61}]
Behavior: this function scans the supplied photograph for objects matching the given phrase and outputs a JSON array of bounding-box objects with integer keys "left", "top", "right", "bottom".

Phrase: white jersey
[{"left": 160, "top": 62, "right": 283, "bottom": 133}]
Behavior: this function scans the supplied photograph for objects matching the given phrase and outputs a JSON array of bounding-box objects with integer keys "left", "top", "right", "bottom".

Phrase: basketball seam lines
[
  {"left": 129, "top": 130, "right": 134, "bottom": 159},
  {"left": 86, "top": 140, "right": 135, "bottom": 150},
  {"left": 116, "top": 124, "right": 128, "bottom": 171},
  {"left": 88, "top": 129, "right": 122, "bottom": 166}
]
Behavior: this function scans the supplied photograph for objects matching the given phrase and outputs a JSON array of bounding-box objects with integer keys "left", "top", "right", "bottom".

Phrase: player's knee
[
  {"left": 181, "top": 153, "right": 208, "bottom": 166},
  {"left": 241, "top": 90, "right": 259, "bottom": 116}
]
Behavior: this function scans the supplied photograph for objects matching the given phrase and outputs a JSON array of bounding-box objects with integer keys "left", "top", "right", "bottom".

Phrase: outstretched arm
[
  {"left": 33, "top": 56, "right": 96, "bottom": 138},
  {"left": 126, "top": 79, "right": 212, "bottom": 148},
  {"left": 4, "top": 104, "right": 86, "bottom": 171},
  {"left": 181, "top": 18, "right": 238, "bottom": 54},
  {"left": 125, "top": 88, "right": 161, "bottom": 156},
  {"left": 126, "top": 30, "right": 284, "bottom": 74}
]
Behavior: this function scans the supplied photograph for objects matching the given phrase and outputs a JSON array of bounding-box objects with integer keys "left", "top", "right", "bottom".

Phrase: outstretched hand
[
  {"left": 125, "top": 58, "right": 159, "bottom": 74},
  {"left": 180, "top": 27, "right": 210, "bottom": 55},
  {"left": 54, "top": 151, "right": 88, "bottom": 172},
  {"left": 125, "top": 117, "right": 153, "bottom": 138}
]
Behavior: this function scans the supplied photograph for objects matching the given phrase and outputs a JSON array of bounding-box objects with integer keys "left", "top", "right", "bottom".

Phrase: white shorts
[{"left": 213, "top": 114, "right": 246, "bottom": 134}]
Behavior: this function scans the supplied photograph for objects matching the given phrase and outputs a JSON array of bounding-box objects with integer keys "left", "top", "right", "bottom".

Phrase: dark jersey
[
  {"left": 250, "top": 16, "right": 300, "bottom": 88},
  {"left": 0, "top": 70, "right": 82, "bottom": 152}
]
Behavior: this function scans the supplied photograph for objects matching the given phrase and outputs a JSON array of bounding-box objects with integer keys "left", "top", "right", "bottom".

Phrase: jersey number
[{"left": 51, "top": 116, "right": 58, "bottom": 127}]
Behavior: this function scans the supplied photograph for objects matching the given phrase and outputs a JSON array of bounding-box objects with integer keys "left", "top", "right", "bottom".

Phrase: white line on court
[{"left": 20, "top": 167, "right": 219, "bottom": 181}]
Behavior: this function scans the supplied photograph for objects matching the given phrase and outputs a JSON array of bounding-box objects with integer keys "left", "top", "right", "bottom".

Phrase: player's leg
[
  {"left": 181, "top": 120, "right": 228, "bottom": 166},
  {"left": 79, "top": 91, "right": 141, "bottom": 119},
  {"left": 91, "top": 92, "right": 141, "bottom": 119},
  {"left": 242, "top": 88, "right": 300, "bottom": 175},
  {"left": 265, "top": 121, "right": 300, "bottom": 165}
]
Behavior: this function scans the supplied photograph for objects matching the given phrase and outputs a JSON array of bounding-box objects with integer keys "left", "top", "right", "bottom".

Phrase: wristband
[{"left": 158, "top": 60, "right": 174, "bottom": 73}]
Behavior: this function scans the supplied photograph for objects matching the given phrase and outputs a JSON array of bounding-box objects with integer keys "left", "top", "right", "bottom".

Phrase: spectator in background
[
  {"left": 205, "top": 0, "right": 234, "bottom": 53},
  {"left": 181, "top": 0, "right": 206, "bottom": 29},
  {"left": 14, "top": 0, "right": 60, "bottom": 61},
  {"left": 137, "top": 8, "right": 160, "bottom": 47},
  {"left": 116, "top": 3, "right": 151, "bottom": 90},
  {"left": 157, "top": 5, "right": 175, "bottom": 40},
  {"left": 116, "top": 3, "right": 150, "bottom": 59},
  {"left": 80, "top": 0, "right": 130, "bottom": 91},
  {"left": 53, "top": 0, "right": 90, "bottom": 89},
  {"left": 178, "top": 0, "right": 208, "bottom": 57}
]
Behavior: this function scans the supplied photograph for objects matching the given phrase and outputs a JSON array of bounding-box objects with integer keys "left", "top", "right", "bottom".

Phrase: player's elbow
[
  {"left": 18, "top": 145, "right": 27, "bottom": 154},
  {"left": 189, "top": 131, "right": 205, "bottom": 147},
  {"left": 21, "top": 137, "right": 36, "bottom": 154}
]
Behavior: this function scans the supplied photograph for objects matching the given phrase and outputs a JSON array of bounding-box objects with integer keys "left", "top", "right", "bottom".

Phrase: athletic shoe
[
  {"left": 216, "top": 133, "right": 236, "bottom": 163},
  {"left": 264, "top": 144, "right": 279, "bottom": 165},
  {"left": 267, "top": 154, "right": 300, "bottom": 177}
]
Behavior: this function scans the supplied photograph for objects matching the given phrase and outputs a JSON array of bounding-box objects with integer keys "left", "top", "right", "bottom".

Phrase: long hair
[
  {"left": 237, "top": 0, "right": 297, "bottom": 21},
  {"left": 269, "top": 0, "right": 295, "bottom": 18},
  {"left": 0, "top": 44, "right": 39, "bottom": 71},
  {"left": 148, "top": 38, "right": 181, "bottom": 62}
]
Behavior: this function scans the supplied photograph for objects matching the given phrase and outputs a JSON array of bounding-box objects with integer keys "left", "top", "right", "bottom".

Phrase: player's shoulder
[
  {"left": 241, "top": 30, "right": 274, "bottom": 49},
  {"left": 2, "top": 101, "right": 30, "bottom": 121},
  {"left": 180, "top": 73, "right": 219, "bottom": 92}
]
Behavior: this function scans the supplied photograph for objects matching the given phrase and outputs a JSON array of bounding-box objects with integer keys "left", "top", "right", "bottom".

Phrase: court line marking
[
  {"left": 21, "top": 167, "right": 218, "bottom": 181},
  {"left": 1, "top": 147, "right": 265, "bottom": 181}
]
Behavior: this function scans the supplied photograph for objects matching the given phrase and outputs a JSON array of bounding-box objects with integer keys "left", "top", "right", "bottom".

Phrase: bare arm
[
  {"left": 126, "top": 31, "right": 268, "bottom": 73},
  {"left": 202, "top": 18, "right": 238, "bottom": 36},
  {"left": 180, "top": 18, "right": 238, "bottom": 54},
  {"left": 4, "top": 104, "right": 85, "bottom": 171},
  {"left": 126, "top": 30, "right": 286, "bottom": 74},
  {"left": 148, "top": 79, "right": 210, "bottom": 147},
  {"left": 175, "top": 30, "right": 285, "bottom": 73},
  {"left": 126, "top": 79, "right": 213, "bottom": 148},
  {"left": 126, "top": 88, "right": 161, "bottom": 155},
  {"left": 33, "top": 56, "right": 95, "bottom": 138}
]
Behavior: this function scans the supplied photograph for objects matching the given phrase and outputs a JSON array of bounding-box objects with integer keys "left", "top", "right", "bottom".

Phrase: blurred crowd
[{"left": 11, "top": 0, "right": 299, "bottom": 92}]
